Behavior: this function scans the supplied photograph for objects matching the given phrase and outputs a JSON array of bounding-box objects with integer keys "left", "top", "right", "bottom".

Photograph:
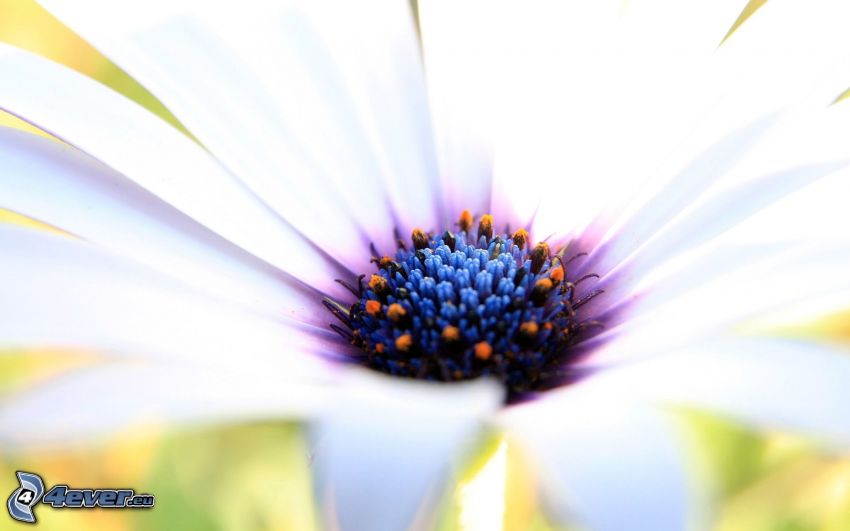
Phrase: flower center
[{"left": 326, "top": 211, "right": 604, "bottom": 399}]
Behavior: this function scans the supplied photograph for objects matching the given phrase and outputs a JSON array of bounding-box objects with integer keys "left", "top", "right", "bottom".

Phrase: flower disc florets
[{"left": 327, "top": 211, "right": 603, "bottom": 398}]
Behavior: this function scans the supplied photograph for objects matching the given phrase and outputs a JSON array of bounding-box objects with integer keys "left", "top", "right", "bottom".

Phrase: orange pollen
[
  {"left": 378, "top": 256, "right": 394, "bottom": 269},
  {"left": 474, "top": 341, "right": 493, "bottom": 360},
  {"left": 512, "top": 229, "right": 529, "bottom": 250},
  {"left": 549, "top": 267, "right": 565, "bottom": 283},
  {"left": 478, "top": 214, "right": 494, "bottom": 240},
  {"left": 387, "top": 303, "right": 407, "bottom": 322},
  {"left": 535, "top": 278, "right": 554, "bottom": 291},
  {"left": 520, "top": 321, "right": 539, "bottom": 337},
  {"left": 441, "top": 325, "right": 461, "bottom": 342},
  {"left": 395, "top": 334, "right": 413, "bottom": 352},
  {"left": 365, "top": 300, "right": 382, "bottom": 316},
  {"left": 375, "top": 343, "right": 385, "bottom": 354},
  {"left": 411, "top": 228, "right": 428, "bottom": 250},
  {"left": 369, "top": 274, "right": 389, "bottom": 296},
  {"left": 458, "top": 209, "right": 474, "bottom": 232}
]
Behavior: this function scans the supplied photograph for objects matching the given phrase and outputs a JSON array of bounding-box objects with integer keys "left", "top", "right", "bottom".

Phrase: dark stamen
[
  {"left": 323, "top": 299, "right": 352, "bottom": 328},
  {"left": 330, "top": 324, "right": 354, "bottom": 340},
  {"left": 573, "top": 289, "right": 605, "bottom": 309},
  {"left": 530, "top": 243, "right": 550, "bottom": 274},
  {"left": 335, "top": 278, "right": 362, "bottom": 298},
  {"left": 565, "top": 251, "right": 588, "bottom": 265}
]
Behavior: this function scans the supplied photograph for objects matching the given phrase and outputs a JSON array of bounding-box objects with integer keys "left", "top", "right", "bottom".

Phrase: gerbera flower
[{"left": 3, "top": 0, "right": 850, "bottom": 529}]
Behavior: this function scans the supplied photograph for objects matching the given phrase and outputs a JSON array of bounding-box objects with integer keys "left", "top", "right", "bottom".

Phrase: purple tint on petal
[
  {"left": 567, "top": 220, "right": 613, "bottom": 274},
  {"left": 573, "top": 113, "right": 781, "bottom": 280},
  {"left": 489, "top": 198, "right": 536, "bottom": 238},
  {"left": 282, "top": 318, "right": 352, "bottom": 361},
  {"left": 562, "top": 300, "right": 642, "bottom": 370},
  {"left": 571, "top": 266, "right": 634, "bottom": 321}
]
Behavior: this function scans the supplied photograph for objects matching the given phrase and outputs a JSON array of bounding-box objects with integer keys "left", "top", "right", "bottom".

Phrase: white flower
[{"left": 3, "top": 1, "right": 850, "bottom": 529}]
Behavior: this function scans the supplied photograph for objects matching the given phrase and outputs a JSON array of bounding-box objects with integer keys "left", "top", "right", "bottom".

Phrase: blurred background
[{"left": 1, "top": 0, "right": 849, "bottom": 529}]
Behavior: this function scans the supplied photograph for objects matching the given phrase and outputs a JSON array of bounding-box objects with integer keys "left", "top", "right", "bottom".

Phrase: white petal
[
  {"left": 608, "top": 0, "right": 850, "bottom": 235},
  {"left": 629, "top": 161, "right": 848, "bottom": 278},
  {"left": 36, "top": 0, "right": 441, "bottom": 258},
  {"left": 522, "top": 0, "right": 850, "bottom": 254},
  {"left": 575, "top": 102, "right": 850, "bottom": 321},
  {"left": 0, "top": 361, "right": 329, "bottom": 448},
  {"left": 612, "top": 0, "right": 850, "bottom": 213},
  {"left": 586, "top": 337, "right": 850, "bottom": 446},
  {"left": 0, "top": 127, "right": 335, "bottom": 326},
  {"left": 582, "top": 242, "right": 850, "bottom": 368},
  {"left": 716, "top": 0, "right": 850, "bottom": 111},
  {"left": 581, "top": 113, "right": 779, "bottom": 278},
  {"left": 0, "top": 225, "right": 339, "bottom": 374},
  {"left": 489, "top": 1, "right": 747, "bottom": 237},
  {"left": 417, "top": 0, "right": 508, "bottom": 218},
  {"left": 480, "top": 1, "right": 626, "bottom": 230},
  {"left": 311, "top": 370, "right": 502, "bottom": 531},
  {"left": 578, "top": 159, "right": 850, "bottom": 322},
  {"left": 701, "top": 104, "right": 850, "bottom": 246},
  {"left": 0, "top": 43, "right": 352, "bottom": 297},
  {"left": 618, "top": 0, "right": 743, "bottom": 58},
  {"left": 300, "top": 0, "right": 443, "bottom": 230},
  {"left": 718, "top": 164, "right": 850, "bottom": 247},
  {"left": 501, "top": 388, "right": 688, "bottom": 531}
]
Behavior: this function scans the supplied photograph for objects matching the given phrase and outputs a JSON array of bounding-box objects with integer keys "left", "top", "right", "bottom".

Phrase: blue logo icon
[{"left": 7, "top": 471, "right": 45, "bottom": 523}]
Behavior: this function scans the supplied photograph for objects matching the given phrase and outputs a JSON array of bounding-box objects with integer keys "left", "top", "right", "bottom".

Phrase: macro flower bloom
[{"left": 4, "top": 0, "right": 850, "bottom": 529}]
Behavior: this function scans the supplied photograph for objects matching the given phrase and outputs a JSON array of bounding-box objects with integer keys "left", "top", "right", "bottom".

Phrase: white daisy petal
[
  {"left": 302, "top": 0, "right": 442, "bottom": 230},
  {"left": 576, "top": 101, "right": 850, "bottom": 323},
  {"left": 657, "top": 244, "right": 850, "bottom": 328},
  {"left": 36, "top": 0, "right": 440, "bottom": 258},
  {"left": 584, "top": 113, "right": 779, "bottom": 277},
  {"left": 0, "top": 362, "right": 329, "bottom": 448},
  {"left": 701, "top": 104, "right": 850, "bottom": 246},
  {"left": 718, "top": 164, "right": 850, "bottom": 248},
  {"left": 625, "top": 1, "right": 850, "bottom": 212},
  {"left": 488, "top": 1, "right": 749, "bottom": 236},
  {"left": 619, "top": 0, "right": 743, "bottom": 57},
  {"left": 587, "top": 337, "right": 850, "bottom": 446},
  {"left": 571, "top": 241, "right": 786, "bottom": 352},
  {"left": 0, "top": 225, "right": 339, "bottom": 373},
  {"left": 583, "top": 242, "right": 850, "bottom": 368},
  {"left": 511, "top": 0, "right": 850, "bottom": 252},
  {"left": 582, "top": 160, "right": 850, "bottom": 319},
  {"left": 417, "top": 0, "right": 506, "bottom": 218},
  {"left": 474, "top": 1, "right": 625, "bottom": 229},
  {"left": 0, "top": 43, "right": 352, "bottom": 298},
  {"left": 0, "top": 127, "right": 334, "bottom": 326},
  {"left": 311, "top": 371, "right": 501, "bottom": 531},
  {"left": 717, "top": 0, "right": 850, "bottom": 109},
  {"left": 501, "top": 389, "right": 687, "bottom": 531},
  {"left": 628, "top": 161, "right": 848, "bottom": 280}
]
